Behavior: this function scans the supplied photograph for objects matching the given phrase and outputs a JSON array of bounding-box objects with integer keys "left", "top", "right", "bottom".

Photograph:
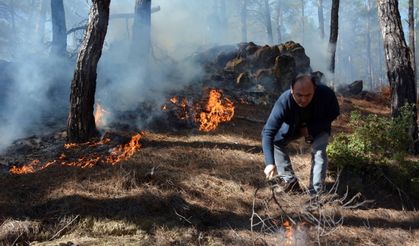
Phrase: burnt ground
[{"left": 0, "top": 93, "right": 418, "bottom": 246}]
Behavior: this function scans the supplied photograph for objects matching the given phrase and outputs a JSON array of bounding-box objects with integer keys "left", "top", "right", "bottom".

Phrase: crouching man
[{"left": 261, "top": 74, "right": 340, "bottom": 196}]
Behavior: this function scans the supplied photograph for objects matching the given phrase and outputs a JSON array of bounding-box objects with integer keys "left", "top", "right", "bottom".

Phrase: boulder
[
  {"left": 277, "top": 41, "right": 311, "bottom": 75},
  {"left": 272, "top": 54, "right": 296, "bottom": 92},
  {"left": 337, "top": 80, "right": 363, "bottom": 96},
  {"left": 194, "top": 41, "right": 312, "bottom": 96},
  {"left": 236, "top": 72, "right": 252, "bottom": 89}
]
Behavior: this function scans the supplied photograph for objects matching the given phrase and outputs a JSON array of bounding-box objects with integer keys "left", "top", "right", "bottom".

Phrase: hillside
[{"left": 0, "top": 91, "right": 418, "bottom": 246}]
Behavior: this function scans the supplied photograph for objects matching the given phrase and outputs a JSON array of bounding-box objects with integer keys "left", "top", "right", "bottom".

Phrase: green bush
[{"left": 327, "top": 104, "right": 418, "bottom": 198}]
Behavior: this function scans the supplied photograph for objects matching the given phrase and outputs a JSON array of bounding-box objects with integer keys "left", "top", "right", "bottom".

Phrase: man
[{"left": 261, "top": 74, "right": 340, "bottom": 196}]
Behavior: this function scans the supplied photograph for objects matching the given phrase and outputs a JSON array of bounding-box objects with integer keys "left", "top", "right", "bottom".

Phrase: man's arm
[
  {"left": 261, "top": 95, "right": 287, "bottom": 167},
  {"left": 327, "top": 89, "right": 340, "bottom": 122}
]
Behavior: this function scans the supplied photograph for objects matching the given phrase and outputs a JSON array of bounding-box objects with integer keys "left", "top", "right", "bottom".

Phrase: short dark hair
[{"left": 291, "top": 74, "right": 316, "bottom": 88}]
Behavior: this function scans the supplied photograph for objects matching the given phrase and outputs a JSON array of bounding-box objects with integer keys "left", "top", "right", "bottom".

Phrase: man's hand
[{"left": 264, "top": 164, "right": 276, "bottom": 179}]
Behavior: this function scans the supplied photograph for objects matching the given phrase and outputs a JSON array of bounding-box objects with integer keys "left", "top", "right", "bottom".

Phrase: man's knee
[{"left": 311, "top": 132, "right": 329, "bottom": 152}]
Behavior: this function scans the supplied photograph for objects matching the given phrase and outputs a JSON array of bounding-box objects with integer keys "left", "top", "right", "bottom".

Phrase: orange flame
[
  {"left": 9, "top": 133, "right": 143, "bottom": 175},
  {"left": 199, "top": 89, "right": 234, "bottom": 132},
  {"left": 283, "top": 220, "right": 294, "bottom": 243},
  {"left": 94, "top": 104, "right": 110, "bottom": 127},
  {"left": 162, "top": 89, "right": 235, "bottom": 132},
  {"left": 9, "top": 160, "right": 39, "bottom": 174},
  {"left": 106, "top": 133, "right": 142, "bottom": 164}
]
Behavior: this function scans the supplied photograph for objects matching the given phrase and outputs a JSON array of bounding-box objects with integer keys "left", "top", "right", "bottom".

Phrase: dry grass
[{"left": 0, "top": 96, "right": 418, "bottom": 245}]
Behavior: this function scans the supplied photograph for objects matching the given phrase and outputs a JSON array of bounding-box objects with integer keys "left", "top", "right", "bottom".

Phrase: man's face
[{"left": 291, "top": 78, "right": 315, "bottom": 108}]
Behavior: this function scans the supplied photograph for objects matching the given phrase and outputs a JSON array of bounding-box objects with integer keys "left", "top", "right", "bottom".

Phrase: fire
[
  {"left": 162, "top": 89, "right": 235, "bottom": 132},
  {"left": 106, "top": 133, "right": 142, "bottom": 164},
  {"left": 283, "top": 220, "right": 294, "bottom": 244},
  {"left": 9, "top": 160, "right": 39, "bottom": 174},
  {"left": 94, "top": 103, "right": 110, "bottom": 127},
  {"left": 9, "top": 132, "right": 143, "bottom": 175},
  {"left": 199, "top": 89, "right": 234, "bottom": 132},
  {"left": 278, "top": 219, "right": 309, "bottom": 245}
]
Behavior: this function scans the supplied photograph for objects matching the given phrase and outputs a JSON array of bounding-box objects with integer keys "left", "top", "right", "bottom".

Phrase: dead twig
[
  {"left": 11, "top": 232, "right": 23, "bottom": 246},
  {"left": 173, "top": 209, "right": 192, "bottom": 225},
  {"left": 49, "top": 215, "right": 80, "bottom": 241}
]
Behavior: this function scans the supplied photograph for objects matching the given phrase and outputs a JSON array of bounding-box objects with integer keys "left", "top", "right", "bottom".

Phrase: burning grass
[
  {"left": 9, "top": 132, "right": 143, "bottom": 175},
  {"left": 161, "top": 88, "right": 235, "bottom": 132},
  {"left": 0, "top": 94, "right": 418, "bottom": 245}
]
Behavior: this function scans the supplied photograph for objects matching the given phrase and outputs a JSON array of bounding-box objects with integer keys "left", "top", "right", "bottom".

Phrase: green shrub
[{"left": 327, "top": 104, "right": 418, "bottom": 198}]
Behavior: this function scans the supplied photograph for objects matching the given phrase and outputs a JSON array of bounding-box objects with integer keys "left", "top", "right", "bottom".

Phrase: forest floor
[{"left": 0, "top": 92, "right": 418, "bottom": 246}]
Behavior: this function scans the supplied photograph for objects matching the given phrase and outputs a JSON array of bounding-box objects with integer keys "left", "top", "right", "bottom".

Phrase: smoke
[{"left": 0, "top": 0, "right": 390, "bottom": 151}]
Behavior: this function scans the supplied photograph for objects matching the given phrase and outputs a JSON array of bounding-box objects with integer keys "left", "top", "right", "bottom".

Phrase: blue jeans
[{"left": 273, "top": 132, "right": 329, "bottom": 195}]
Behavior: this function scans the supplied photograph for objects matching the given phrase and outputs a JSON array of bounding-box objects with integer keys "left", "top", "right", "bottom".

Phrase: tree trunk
[
  {"left": 51, "top": 0, "right": 67, "bottom": 57},
  {"left": 241, "top": 0, "right": 247, "bottom": 42},
  {"left": 377, "top": 0, "right": 418, "bottom": 152},
  {"left": 317, "top": 0, "right": 324, "bottom": 39},
  {"left": 409, "top": 0, "right": 416, "bottom": 76},
  {"left": 276, "top": 0, "right": 283, "bottom": 44},
  {"left": 131, "top": 0, "right": 151, "bottom": 66},
  {"left": 263, "top": 0, "right": 273, "bottom": 44},
  {"left": 35, "top": 0, "right": 47, "bottom": 44},
  {"left": 328, "top": 0, "right": 340, "bottom": 73},
  {"left": 301, "top": 0, "right": 305, "bottom": 45},
  {"left": 67, "top": 0, "right": 110, "bottom": 143},
  {"left": 366, "top": 0, "right": 374, "bottom": 89}
]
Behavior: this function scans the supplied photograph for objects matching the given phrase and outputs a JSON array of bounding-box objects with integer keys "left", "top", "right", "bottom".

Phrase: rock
[
  {"left": 311, "top": 71, "right": 325, "bottom": 85},
  {"left": 272, "top": 54, "right": 296, "bottom": 92},
  {"left": 348, "top": 80, "right": 363, "bottom": 95},
  {"left": 255, "top": 68, "right": 276, "bottom": 92},
  {"left": 337, "top": 80, "right": 363, "bottom": 96},
  {"left": 194, "top": 41, "right": 313, "bottom": 96},
  {"left": 249, "top": 45, "right": 280, "bottom": 70},
  {"left": 277, "top": 41, "right": 311, "bottom": 74},
  {"left": 236, "top": 72, "right": 252, "bottom": 89},
  {"left": 224, "top": 57, "right": 247, "bottom": 72}
]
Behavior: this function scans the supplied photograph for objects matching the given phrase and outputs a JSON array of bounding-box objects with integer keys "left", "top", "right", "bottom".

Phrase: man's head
[{"left": 291, "top": 75, "right": 316, "bottom": 108}]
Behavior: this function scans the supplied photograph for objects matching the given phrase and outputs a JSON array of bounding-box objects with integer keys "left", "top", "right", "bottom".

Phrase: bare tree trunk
[
  {"left": 301, "top": 0, "right": 305, "bottom": 45},
  {"left": 409, "top": 0, "right": 416, "bottom": 76},
  {"left": 328, "top": 0, "right": 340, "bottom": 73},
  {"left": 378, "top": 33, "right": 386, "bottom": 87},
  {"left": 377, "top": 0, "right": 418, "bottom": 152},
  {"left": 35, "top": 0, "right": 47, "bottom": 44},
  {"left": 67, "top": 0, "right": 111, "bottom": 143},
  {"left": 317, "top": 0, "right": 324, "bottom": 39},
  {"left": 9, "top": 0, "right": 15, "bottom": 33},
  {"left": 276, "top": 0, "right": 283, "bottom": 44},
  {"left": 51, "top": 0, "right": 67, "bottom": 56},
  {"left": 131, "top": 0, "right": 151, "bottom": 66},
  {"left": 366, "top": 0, "right": 374, "bottom": 89},
  {"left": 263, "top": 0, "right": 273, "bottom": 44},
  {"left": 241, "top": 0, "right": 247, "bottom": 42}
]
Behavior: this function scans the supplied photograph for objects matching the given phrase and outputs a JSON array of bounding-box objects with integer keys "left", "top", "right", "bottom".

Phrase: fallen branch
[
  {"left": 49, "top": 215, "right": 80, "bottom": 241},
  {"left": 173, "top": 209, "right": 192, "bottom": 225}
]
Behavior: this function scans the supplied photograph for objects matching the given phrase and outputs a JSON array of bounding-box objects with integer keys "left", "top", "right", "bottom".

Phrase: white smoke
[{"left": 0, "top": 0, "right": 390, "bottom": 151}]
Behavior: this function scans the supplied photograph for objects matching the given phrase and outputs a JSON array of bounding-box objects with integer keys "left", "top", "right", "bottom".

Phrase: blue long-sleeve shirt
[{"left": 261, "top": 84, "right": 340, "bottom": 165}]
